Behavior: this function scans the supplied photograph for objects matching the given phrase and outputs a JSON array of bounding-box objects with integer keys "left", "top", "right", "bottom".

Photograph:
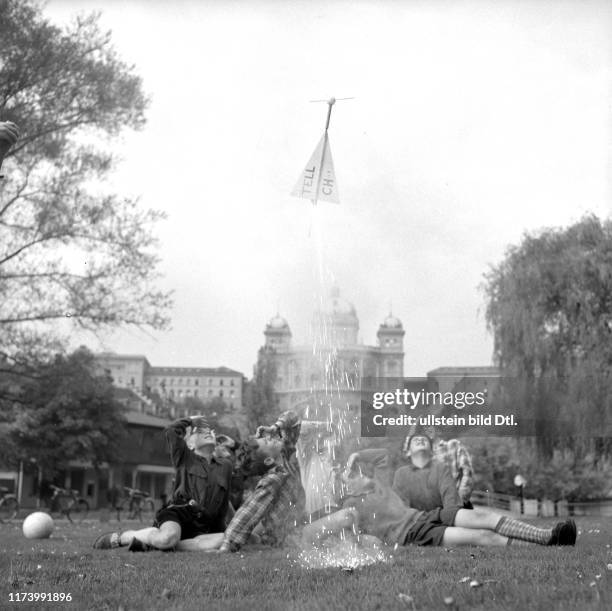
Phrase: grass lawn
[{"left": 1, "top": 514, "right": 611, "bottom": 610}]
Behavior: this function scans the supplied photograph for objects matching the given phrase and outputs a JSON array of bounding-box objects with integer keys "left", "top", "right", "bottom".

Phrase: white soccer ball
[{"left": 22, "top": 512, "right": 54, "bottom": 539}]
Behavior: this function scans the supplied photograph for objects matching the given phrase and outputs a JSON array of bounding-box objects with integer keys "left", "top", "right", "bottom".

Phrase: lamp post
[{"left": 514, "top": 474, "right": 526, "bottom": 515}]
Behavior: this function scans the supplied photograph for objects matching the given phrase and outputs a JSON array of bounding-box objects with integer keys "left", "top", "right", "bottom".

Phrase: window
[
  {"left": 230, "top": 390, "right": 235, "bottom": 398},
  {"left": 194, "top": 390, "right": 199, "bottom": 397},
  {"left": 219, "top": 390, "right": 224, "bottom": 397},
  {"left": 219, "top": 379, "right": 224, "bottom": 386},
  {"left": 230, "top": 379, "right": 235, "bottom": 386},
  {"left": 194, "top": 379, "right": 199, "bottom": 386}
]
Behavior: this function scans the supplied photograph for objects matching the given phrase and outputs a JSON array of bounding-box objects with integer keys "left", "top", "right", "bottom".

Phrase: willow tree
[
  {"left": 0, "top": 0, "right": 172, "bottom": 396},
  {"left": 484, "top": 215, "right": 612, "bottom": 459}
]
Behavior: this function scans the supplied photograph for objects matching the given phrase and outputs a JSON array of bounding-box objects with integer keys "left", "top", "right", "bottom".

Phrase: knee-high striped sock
[{"left": 495, "top": 516, "right": 551, "bottom": 545}]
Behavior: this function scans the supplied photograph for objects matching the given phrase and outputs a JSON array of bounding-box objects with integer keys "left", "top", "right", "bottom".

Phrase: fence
[{"left": 471, "top": 490, "right": 612, "bottom": 517}]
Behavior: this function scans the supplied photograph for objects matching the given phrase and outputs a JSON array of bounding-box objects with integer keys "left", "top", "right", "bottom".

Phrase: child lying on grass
[{"left": 301, "top": 448, "right": 576, "bottom": 549}]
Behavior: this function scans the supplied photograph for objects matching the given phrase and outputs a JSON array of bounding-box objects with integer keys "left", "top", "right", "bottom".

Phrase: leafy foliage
[
  {"left": 245, "top": 346, "right": 278, "bottom": 429},
  {"left": 0, "top": 0, "right": 172, "bottom": 373},
  {"left": 3, "top": 347, "right": 127, "bottom": 474},
  {"left": 469, "top": 437, "right": 612, "bottom": 500},
  {"left": 483, "top": 215, "right": 612, "bottom": 458}
]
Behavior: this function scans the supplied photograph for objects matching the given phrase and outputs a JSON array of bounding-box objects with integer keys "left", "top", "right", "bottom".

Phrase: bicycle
[
  {"left": 0, "top": 486, "right": 19, "bottom": 523},
  {"left": 48, "top": 485, "right": 89, "bottom": 523},
  {"left": 113, "top": 486, "right": 155, "bottom": 522}
]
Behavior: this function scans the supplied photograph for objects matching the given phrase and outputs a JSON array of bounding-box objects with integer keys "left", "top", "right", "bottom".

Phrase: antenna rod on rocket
[
  {"left": 324, "top": 97, "right": 335, "bottom": 132},
  {"left": 310, "top": 96, "right": 354, "bottom": 133}
]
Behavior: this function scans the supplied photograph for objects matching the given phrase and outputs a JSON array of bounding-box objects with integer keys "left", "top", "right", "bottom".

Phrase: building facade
[
  {"left": 263, "top": 287, "right": 405, "bottom": 416},
  {"left": 10, "top": 411, "right": 174, "bottom": 510},
  {"left": 94, "top": 353, "right": 244, "bottom": 416},
  {"left": 261, "top": 289, "right": 500, "bottom": 429}
]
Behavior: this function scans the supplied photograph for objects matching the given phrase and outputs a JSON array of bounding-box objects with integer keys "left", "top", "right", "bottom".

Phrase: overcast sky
[{"left": 45, "top": 0, "right": 612, "bottom": 377}]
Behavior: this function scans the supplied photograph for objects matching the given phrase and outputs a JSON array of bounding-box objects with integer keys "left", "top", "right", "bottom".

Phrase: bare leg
[
  {"left": 120, "top": 521, "right": 181, "bottom": 549},
  {"left": 454, "top": 509, "right": 560, "bottom": 545},
  {"left": 356, "top": 534, "right": 383, "bottom": 549},
  {"left": 176, "top": 532, "right": 225, "bottom": 552},
  {"left": 454, "top": 509, "right": 554, "bottom": 545},
  {"left": 351, "top": 533, "right": 386, "bottom": 555},
  {"left": 302, "top": 508, "right": 358, "bottom": 547},
  {"left": 119, "top": 528, "right": 155, "bottom": 546},
  {"left": 454, "top": 508, "right": 502, "bottom": 530},
  {"left": 442, "top": 527, "right": 509, "bottom": 547}
]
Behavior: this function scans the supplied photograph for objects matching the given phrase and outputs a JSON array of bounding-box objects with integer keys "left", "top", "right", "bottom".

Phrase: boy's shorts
[
  {"left": 404, "top": 506, "right": 460, "bottom": 547},
  {"left": 154, "top": 504, "right": 224, "bottom": 540}
]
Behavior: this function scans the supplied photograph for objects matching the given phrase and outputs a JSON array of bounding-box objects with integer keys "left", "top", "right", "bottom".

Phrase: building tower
[
  {"left": 263, "top": 314, "right": 292, "bottom": 351},
  {"left": 321, "top": 285, "right": 359, "bottom": 346},
  {"left": 376, "top": 312, "right": 405, "bottom": 377}
]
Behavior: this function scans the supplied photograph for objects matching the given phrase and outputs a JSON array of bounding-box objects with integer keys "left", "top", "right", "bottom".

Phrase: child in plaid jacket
[{"left": 219, "top": 411, "right": 304, "bottom": 552}]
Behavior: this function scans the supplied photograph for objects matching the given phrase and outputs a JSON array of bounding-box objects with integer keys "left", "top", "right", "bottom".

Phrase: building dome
[
  {"left": 381, "top": 314, "right": 403, "bottom": 329},
  {"left": 323, "top": 286, "right": 357, "bottom": 318},
  {"left": 317, "top": 287, "right": 359, "bottom": 346},
  {"left": 267, "top": 314, "right": 290, "bottom": 330}
]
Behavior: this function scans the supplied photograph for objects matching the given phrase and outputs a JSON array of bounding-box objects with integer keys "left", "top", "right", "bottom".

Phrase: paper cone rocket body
[{"left": 291, "top": 134, "right": 339, "bottom": 204}]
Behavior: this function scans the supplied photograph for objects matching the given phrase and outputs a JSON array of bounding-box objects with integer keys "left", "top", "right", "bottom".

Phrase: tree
[
  {"left": 246, "top": 346, "right": 278, "bottom": 430},
  {"left": 483, "top": 215, "right": 612, "bottom": 458},
  {"left": 0, "top": 0, "right": 172, "bottom": 382},
  {"left": 3, "top": 347, "right": 128, "bottom": 475}
]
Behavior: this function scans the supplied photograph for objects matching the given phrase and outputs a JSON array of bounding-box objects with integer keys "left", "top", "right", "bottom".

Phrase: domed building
[
  {"left": 263, "top": 314, "right": 292, "bottom": 351},
  {"left": 262, "top": 287, "right": 405, "bottom": 412}
]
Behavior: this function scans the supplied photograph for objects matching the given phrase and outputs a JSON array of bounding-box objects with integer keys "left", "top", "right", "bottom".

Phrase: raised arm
[
  {"left": 454, "top": 441, "right": 474, "bottom": 503},
  {"left": 164, "top": 418, "right": 192, "bottom": 466},
  {"left": 438, "top": 463, "right": 463, "bottom": 509},
  {"left": 257, "top": 410, "right": 301, "bottom": 452},
  {"left": 0, "top": 121, "right": 19, "bottom": 175},
  {"left": 345, "top": 448, "right": 390, "bottom": 482}
]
